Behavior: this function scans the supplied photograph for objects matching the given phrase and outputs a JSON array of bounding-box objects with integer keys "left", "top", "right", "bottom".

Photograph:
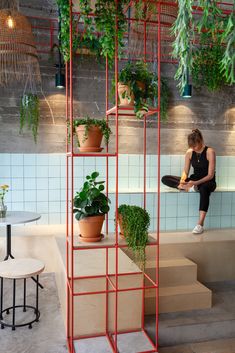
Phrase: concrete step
[
  {"left": 158, "top": 337, "right": 235, "bottom": 353},
  {"left": 145, "top": 281, "right": 212, "bottom": 314},
  {"left": 146, "top": 258, "right": 197, "bottom": 287},
  {"left": 145, "top": 281, "right": 235, "bottom": 347}
]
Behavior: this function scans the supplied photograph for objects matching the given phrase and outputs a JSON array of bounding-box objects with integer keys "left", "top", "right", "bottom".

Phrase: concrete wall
[{"left": 0, "top": 0, "right": 234, "bottom": 155}]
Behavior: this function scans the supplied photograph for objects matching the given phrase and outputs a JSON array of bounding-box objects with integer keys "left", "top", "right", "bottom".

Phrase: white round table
[{"left": 0, "top": 211, "right": 41, "bottom": 260}]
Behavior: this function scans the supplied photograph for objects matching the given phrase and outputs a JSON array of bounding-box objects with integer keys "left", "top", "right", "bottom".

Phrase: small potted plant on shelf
[
  {"left": 118, "top": 204, "right": 150, "bottom": 267},
  {"left": 73, "top": 116, "right": 112, "bottom": 152},
  {"left": 117, "top": 61, "right": 169, "bottom": 119},
  {"left": 0, "top": 184, "right": 9, "bottom": 218},
  {"left": 73, "top": 172, "right": 110, "bottom": 242}
]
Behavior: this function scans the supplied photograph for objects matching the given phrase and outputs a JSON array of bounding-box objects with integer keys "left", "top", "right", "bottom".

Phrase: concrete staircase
[{"left": 145, "top": 257, "right": 212, "bottom": 314}]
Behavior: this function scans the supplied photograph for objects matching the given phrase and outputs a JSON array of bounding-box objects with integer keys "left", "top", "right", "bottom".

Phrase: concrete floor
[{"left": 0, "top": 273, "right": 68, "bottom": 353}]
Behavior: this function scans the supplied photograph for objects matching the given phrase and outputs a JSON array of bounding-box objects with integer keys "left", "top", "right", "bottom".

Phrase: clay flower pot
[
  {"left": 118, "top": 83, "right": 134, "bottom": 106},
  {"left": 118, "top": 214, "right": 125, "bottom": 239},
  {"left": 79, "top": 214, "right": 105, "bottom": 242},
  {"left": 75, "top": 125, "right": 103, "bottom": 152}
]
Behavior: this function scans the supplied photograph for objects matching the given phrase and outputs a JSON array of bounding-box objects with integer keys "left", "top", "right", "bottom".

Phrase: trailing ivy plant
[
  {"left": 118, "top": 204, "right": 150, "bottom": 268},
  {"left": 73, "top": 116, "right": 112, "bottom": 146},
  {"left": 20, "top": 94, "right": 40, "bottom": 143}
]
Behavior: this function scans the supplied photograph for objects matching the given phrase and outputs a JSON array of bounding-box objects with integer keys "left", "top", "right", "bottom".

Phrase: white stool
[{"left": 0, "top": 258, "right": 45, "bottom": 330}]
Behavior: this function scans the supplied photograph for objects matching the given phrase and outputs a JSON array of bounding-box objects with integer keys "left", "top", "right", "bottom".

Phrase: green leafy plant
[
  {"left": 118, "top": 204, "right": 150, "bottom": 266},
  {"left": 20, "top": 94, "right": 40, "bottom": 143},
  {"left": 73, "top": 172, "right": 110, "bottom": 220},
  {"left": 73, "top": 117, "right": 112, "bottom": 146},
  {"left": 172, "top": 0, "right": 234, "bottom": 92},
  {"left": 192, "top": 35, "right": 227, "bottom": 92},
  {"left": 117, "top": 61, "right": 170, "bottom": 120}
]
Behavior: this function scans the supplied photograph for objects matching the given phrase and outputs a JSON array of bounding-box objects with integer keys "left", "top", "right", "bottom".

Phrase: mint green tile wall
[{"left": 0, "top": 153, "right": 235, "bottom": 231}]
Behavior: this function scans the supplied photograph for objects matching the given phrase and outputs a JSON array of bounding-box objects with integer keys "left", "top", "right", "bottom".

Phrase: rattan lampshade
[{"left": 0, "top": 8, "right": 41, "bottom": 86}]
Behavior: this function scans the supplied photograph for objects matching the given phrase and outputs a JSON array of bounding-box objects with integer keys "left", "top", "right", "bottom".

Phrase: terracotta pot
[
  {"left": 79, "top": 214, "right": 105, "bottom": 242},
  {"left": 118, "top": 82, "right": 145, "bottom": 107},
  {"left": 118, "top": 214, "right": 125, "bottom": 239},
  {"left": 118, "top": 83, "right": 134, "bottom": 106},
  {"left": 75, "top": 125, "right": 103, "bottom": 152}
]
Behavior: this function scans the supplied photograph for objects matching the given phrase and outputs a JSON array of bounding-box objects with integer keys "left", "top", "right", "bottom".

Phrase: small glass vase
[{"left": 0, "top": 202, "right": 7, "bottom": 218}]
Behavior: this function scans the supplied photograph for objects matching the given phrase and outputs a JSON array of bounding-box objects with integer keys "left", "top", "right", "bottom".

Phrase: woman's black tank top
[{"left": 190, "top": 146, "right": 215, "bottom": 182}]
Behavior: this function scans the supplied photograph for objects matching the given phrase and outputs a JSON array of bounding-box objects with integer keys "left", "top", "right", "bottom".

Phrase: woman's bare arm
[{"left": 180, "top": 149, "right": 192, "bottom": 183}]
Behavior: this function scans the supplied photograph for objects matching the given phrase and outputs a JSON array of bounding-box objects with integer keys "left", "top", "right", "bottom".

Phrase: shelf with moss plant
[{"left": 107, "top": 61, "right": 170, "bottom": 120}]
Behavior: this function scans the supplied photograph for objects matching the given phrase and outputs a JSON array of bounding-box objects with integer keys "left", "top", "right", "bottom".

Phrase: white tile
[
  {"left": 11, "top": 202, "right": 24, "bottom": 211},
  {"left": 119, "top": 154, "right": 129, "bottom": 165},
  {"left": 49, "top": 166, "right": 60, "bottom": 178},
  {"left": 11, "top": 178, "right": 24, "bottom": 190},
  {"left": 119, "top": 165, "right": 128, "bottom": 178},
  {"left": 24, "top": 202, "right": 37, "bottom": 212},
  {"left": 0, "top": 166, "right": 11, "bottom": 178},
  {"left": 24, "top": 190, "right": 36, "bottom": 202},
  {"left": 12, "top": 190, "right": 24, "bottom": 202},
  {"left": 37, "top": 214, "right": 49, "bottom": 224},
  {"left": 36, "top": 154, "right": 49, "bottom": 165},
  {"left": 84, "top": 157, "right": 96, "bottom": 166},
  {"left": 49, "top": 213, "right": 61, "bottom": 224},
  {"left": 49, "top": 201, "right": 60, "bottom": 213},
  {"left": 0, "top": 154, "right": 11, "bottom": 166},
  {"left": 23, "top": 154, "right": 36, "bottom": 165},
  {"left": 36, "top": 201, "right": 49, "bottom": 213},
  {"left": 60, "top": 166, "right": 66, "bottom": 178},
  {"left": 36, "top": 178, "right": 48, "bottom": 190},
  {"left": 11, "top": 166, "right": 23, "bottom": 178},
  {"left": 128, "top": 154, "right": 140, "bottom": 166},
  {"left": 11, "top": 154, "right": 23, "bottom": 165},
  {"left": 49, "top": 189, "right": 61, "bottom": 201},
  {"left": 37, "top": 189, "right": 48, "bottom": 201},
  {"left": 36, "top": 165, "right": 48, "bottom": 178},
  {"left": 60, "top": 154, "right": 66, "bottom": 166},
  {"left": 49, "top": 154, "right": 61, "bottom": 166},
  {"left": 24, "top": 178, "right": 36, "bottom": 190},
  {"left": 24, "top": 165, "right": 36, "bottom": 178},
  {"left": 49, "top": 178, "right": 61, "bottom": 190}
]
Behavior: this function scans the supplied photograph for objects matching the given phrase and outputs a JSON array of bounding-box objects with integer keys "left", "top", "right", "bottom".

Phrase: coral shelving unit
[{"left": 66, "top": 1, "right": 162, "bottom": 352}]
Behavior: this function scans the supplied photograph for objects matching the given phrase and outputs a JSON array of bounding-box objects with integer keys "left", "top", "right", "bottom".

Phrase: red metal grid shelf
[{"left": 106, "top": 106, "right": 159, "bottom": 117}]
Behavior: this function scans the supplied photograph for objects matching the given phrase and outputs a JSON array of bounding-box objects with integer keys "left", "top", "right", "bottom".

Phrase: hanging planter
[{"left": 20, "top": 93, "right": 40, "bottom": 143}]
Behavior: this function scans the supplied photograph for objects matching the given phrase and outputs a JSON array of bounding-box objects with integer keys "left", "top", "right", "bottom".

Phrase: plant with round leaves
[
  {"left": 73, "top": 172, "right": 110, "bottom": 221},
  {"left": 20, "top": 94, "right": 40, "bottom": 143},
  {"left": 117, "top": 61, "right": 170, "bottom": 120},
  {"left": 118, "top": 204, "right": 150, "bottom": 267},
  {"left": 73, "top": 116, "right": 112, "bottom": 147}
]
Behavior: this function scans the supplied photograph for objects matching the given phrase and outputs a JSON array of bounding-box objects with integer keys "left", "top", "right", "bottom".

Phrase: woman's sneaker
[{"left": 192, "top": 224, "right": 204, "bottom": 234}]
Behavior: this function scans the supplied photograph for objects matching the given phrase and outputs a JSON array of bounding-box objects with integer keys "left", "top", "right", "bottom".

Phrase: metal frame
[{"left": 64, "top": 1, "right": 233, "bottom": 353}]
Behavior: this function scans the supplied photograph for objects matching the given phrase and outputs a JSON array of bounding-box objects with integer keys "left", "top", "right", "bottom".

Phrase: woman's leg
[
  {"left": 161, "top": 175, "right": 181, "bottom": 189},
  {"left": 194, "top": 181, "right": 216, "bottom": 231}
]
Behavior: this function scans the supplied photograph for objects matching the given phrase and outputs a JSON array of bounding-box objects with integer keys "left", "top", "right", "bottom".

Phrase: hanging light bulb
[{"left": 6, "top": 14, "right": 14, "bottom": 28}]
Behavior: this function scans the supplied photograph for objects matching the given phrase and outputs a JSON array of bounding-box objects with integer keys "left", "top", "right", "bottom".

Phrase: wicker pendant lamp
[{"left": 0, "top": 0, "right": 41, "bottom": 86}]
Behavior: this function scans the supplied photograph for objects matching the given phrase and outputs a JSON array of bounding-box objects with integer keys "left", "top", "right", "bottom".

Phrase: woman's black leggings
[{"left": 161, "top": 175, "right": 216, "bottom": 212}]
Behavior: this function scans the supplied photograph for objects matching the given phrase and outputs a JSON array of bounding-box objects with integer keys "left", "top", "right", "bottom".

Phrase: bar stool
[{"left": 0, "top": 258, "right": 45, "bottom": 330}]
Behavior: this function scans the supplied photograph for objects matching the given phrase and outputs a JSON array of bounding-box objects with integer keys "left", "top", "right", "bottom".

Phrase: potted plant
[
  {"left": 73, "top": 116, "right": 112, "bottom": 152},
  {"left": 0, "top": 184, "right": 9, "bottom": 218},
  {"left": 73, "top": 172, "right": 110, "bottom": 242},
  {"left": 117, "top": 61, "right": 170, "bottom": 119},
  {"left": 20, "top": 93, "right": 40, "bottom": 143},
  {"left": 118, "top": 204, "right": 150, "bottom": 267}
]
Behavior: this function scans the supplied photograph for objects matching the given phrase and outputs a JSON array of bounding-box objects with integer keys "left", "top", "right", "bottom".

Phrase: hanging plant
[
  {"left": 20, "top": 94, "right": 40, "bottom": 143},
  {"left": 118, "top": 204, "right": 150, "bottom": 268},
  {"left": 192, "top": 35, "right": 227, "bottom": 92},
  {"left": 115, "top": 61, "right": 170, "bottom": 120},
  {"left": 172, "top": 0, "right": 234, "bottom": 93}
]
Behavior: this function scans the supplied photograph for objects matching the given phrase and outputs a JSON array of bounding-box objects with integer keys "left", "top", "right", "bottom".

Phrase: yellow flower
[{"left": 0, "top": 184, "right": 9, "bottom": 190}]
